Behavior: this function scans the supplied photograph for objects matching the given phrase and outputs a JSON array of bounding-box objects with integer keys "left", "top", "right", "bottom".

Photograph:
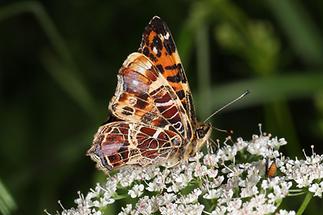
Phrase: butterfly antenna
[
  {"left": 211, "top": 126, "right": 234, "bottom": 135},
  {"left": 204, "top": 90, "right": 250, "bottom": 123}
]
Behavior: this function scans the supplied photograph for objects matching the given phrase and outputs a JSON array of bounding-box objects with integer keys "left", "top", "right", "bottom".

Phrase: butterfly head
[
  {"left": 196, "top": 123, "right": 212, "bottom": 139},
  {"left": 192, "top": 122, "right": 212, "bottom": 155}
]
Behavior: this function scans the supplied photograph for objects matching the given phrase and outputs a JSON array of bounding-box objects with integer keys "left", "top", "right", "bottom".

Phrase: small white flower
[
  {"left": 208, "top": 175, "right": 225, "bottom": 189},
  {"left": 118, "top": 204, "right": 133, "bottom": 215},
  {"left": 206, "top": 168, "right": 218, "bottom": 178},
  {"left": 226, "top": 198, "right": 242, "bottom": 212},
  {"left": 309, "top": 183, "right": 319, "bottom": 195},
  {"left": 182, "top": 203, "right": 204, "bottom": 215},
  {"left": 212, "top": 205, "right": 227, "bottom": 215},
  {"left": 176, "top": 188, "right": 202, "bottom": 204},
  {"left": 309, "top": 181, "right": 323, "bottom": 197},
  {"left": 203, "top": 188, "right": 219, "bottom": 199},
  {"left": 156, "top": 193, "right": 176, "bottom": 206},
  {"left": 240, "top": 185, "right": 259, "bottom": 198},
  {"left": 235, "top": 137, "right": 248, "bottom": 150},
  {"left": 203, "top": 154, "right": 219, "bottom": 167},
  {"left": 217, "top": 189, "right": 234, "bottom": 205},
  {"left": 128, "top": 184, "right": 144, "bottom": 198},
  {"left": 277, "top": 209, "right": 296, "bottom": 215},
  {"left": 159, "top": 203, "right": 177, "bottom": 215},
  {"left": 194, "top": 163, "right": 208, "bottom": 177},
  {"left": 135, "top": 196, "right": 157, "bottom": 215}
]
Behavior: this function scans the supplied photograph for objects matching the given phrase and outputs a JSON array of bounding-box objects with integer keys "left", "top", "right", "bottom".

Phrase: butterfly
[{"left": 87, "top": 16, "right": 212, "bottom": 172}]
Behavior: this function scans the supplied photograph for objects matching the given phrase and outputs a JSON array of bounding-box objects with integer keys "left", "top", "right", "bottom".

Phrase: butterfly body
[{"left": 87, "top": 16, "right": 212, "bottom": 172}]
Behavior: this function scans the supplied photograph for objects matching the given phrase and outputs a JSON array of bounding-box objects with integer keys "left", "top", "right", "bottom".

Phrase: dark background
[{"left": 1, "top": 0, "right": 323, "bottom": 214}]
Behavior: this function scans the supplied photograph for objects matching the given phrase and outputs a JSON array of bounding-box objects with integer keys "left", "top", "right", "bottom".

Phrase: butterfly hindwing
[{"left": 87, "top": 121, "right": 183, "bottom": 171}]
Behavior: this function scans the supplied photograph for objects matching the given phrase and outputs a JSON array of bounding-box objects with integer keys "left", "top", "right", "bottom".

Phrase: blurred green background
[{"left": 1, "top": 0, "right": 323, "bottom": 214}]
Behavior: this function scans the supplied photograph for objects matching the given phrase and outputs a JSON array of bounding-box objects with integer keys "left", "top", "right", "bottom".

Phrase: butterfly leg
[{"left": 163, "top": 159, "right": 181, "bottom": 169}]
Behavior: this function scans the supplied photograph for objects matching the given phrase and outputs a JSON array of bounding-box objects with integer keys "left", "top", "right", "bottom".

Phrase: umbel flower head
[{"left": 46, "top": 125, "right": 323, "bottom": 215}]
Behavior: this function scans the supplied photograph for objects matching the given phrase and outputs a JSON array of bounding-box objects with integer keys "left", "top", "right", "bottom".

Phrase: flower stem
[
  {"left": 196, "top": 22, "right": 212, "bottom": 119},
  {"left": 296, "top": 192, "right": 313, "bottom": 215}
]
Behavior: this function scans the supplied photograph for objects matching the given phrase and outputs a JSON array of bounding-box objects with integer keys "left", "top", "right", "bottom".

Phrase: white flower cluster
[{"left": 46, "top": 129, "right": 323, "bottom": 215}]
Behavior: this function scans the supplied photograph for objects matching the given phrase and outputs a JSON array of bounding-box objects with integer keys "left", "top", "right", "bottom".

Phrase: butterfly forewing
[
  {"left": 139, "top": 16, "right": 196, "bottom": 139},
  {"left": 110, "top": 53, "right": 187, "bottom": 138}
]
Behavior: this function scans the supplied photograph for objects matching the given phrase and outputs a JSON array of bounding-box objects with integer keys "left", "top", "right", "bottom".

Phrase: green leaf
[
  {"left": 265, "top": 0, "right": 323, "bottom": 65},
  {"left": 0, "top": 179, "right": 16, "bottom": 215},
  {"left": 196, "top": 72, "right": 323, "bottom": 112}
]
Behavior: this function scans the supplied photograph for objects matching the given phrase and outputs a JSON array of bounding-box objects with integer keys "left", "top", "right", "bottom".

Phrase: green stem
[
  {"left": 196, "top": 22, "right": 212, "bottom": 119},
  {"left": 288, "top": 192, "right": 306, "bottom": 196},
  {"left": 296, "top": 192, "right": 313, "bottom": 215},
  {"left": 289, "top": 189, "right": 305, "bottom": 193}
]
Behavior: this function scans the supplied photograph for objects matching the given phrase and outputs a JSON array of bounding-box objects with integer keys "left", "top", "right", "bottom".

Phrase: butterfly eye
[{"left": 197, "top": 129, "right": 205, "bottom": 139}]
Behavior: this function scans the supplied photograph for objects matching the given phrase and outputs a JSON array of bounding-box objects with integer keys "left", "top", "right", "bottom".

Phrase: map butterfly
[{"left": 87, "top": 16, "right": 212, "bottom": 172}]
